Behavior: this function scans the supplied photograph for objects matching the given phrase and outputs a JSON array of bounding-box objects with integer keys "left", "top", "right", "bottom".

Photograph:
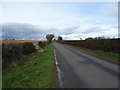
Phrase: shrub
[
  {"left": 57, "top": 39, "right": 119, "bottom": 54},
  {"left": 2, "top": 42, "right": 38, "bottom": 69},
  {"left": 2, "top": 43, "right": 21, "bottom": 69},
  {"left": 21, "top": 42, "right": 37, "bottom": 54},
  {"left": 2, "top": 43, "right": 20, "bottom": 60},
  {"left": 39, "top": 41, "right": 45, "bottom": 48}
]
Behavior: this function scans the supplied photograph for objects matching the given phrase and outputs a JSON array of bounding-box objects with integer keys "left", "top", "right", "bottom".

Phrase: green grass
[
  {"left": 62, "top": 43, "right": 119, "bottom": 62},
  {"left": 3, "top": 43, "right": 57, "bottom": 88}
]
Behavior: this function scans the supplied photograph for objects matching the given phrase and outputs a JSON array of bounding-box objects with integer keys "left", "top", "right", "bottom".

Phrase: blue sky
[{"left": 1, "top": 2, "right": 118, "bottom": 40}]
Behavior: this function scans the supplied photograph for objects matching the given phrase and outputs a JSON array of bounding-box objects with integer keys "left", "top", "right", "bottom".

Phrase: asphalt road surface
[{"left": 54, "top": 42, "right": 119, "bottom": 88}]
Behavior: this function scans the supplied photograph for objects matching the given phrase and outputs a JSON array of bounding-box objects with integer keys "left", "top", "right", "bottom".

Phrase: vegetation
[
  {"left": 46, "top": 34, "right": 55, "bottom": 43},
  {"left": 39, "top": 41, "right": 46, "bottom": 48},
  {"left": 2, "top": 40, "right": 47, "bottom": 69},
  {"left": 57, "top": 39, "right": 119, "bottom": 53},
  {"left": 22, "top": 42, "right": 37, "bottom": 54},
  {"left": 65, "top": 44, "right": 119, "bottom": 61},
  {"left": 57, "top": 39, "right": 119, "bottom": 62},
  {"left": 58, "top": 36, "right": 63, "bottom": 40},
  {"left": 2, "top": 43, "right": 22, "bottom": 69},
  {"left": 2, "top": 43, "right": 57, "bottom": 88}
]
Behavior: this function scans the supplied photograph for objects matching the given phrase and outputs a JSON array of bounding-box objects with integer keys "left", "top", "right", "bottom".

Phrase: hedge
[{"left": 57, "top": 39, "right": 119, "bottom": 54}]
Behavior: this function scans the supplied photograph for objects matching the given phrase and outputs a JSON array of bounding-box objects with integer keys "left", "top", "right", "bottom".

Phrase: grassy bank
[
  {"left": 3, "top": 43, "right": 57, "bottom": 88},
  {"left": 61, "top": 43, "right": 119, "bottom": 62}
]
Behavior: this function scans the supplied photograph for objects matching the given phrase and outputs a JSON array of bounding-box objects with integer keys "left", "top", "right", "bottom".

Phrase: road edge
[
  {"left": 57, "top": 42, "right": 118, "bottom": 65},
  {"left": 53, "top": 45, "right": 63, "bottom": 88}
]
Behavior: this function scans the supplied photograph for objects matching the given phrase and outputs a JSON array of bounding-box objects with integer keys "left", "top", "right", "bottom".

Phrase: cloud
[
  {"left": 104, "top": 2, "right": 118, "bottom": 18},
  {"left": 1, "top": 2, "right": 118, "bottom": 40},
  {"left": 81, "top": 24, "right": 113, "bottom": 34},
  {"left": 60, "top": 34, "right": 81, "bottom": 40},
  {"left": 2, "top": 23, "right": 45, "bottom": 40},
  {"left": 1, "top": 22, "right": 118, "bottom": 40},
  {"left": 57, "top": 23, "right": 118, "bottom": 40}
]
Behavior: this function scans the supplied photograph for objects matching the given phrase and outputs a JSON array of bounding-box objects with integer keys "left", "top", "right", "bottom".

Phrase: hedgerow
[
  {"left": 39, "top": 41, "right": 45, "bottom": 48},
  {"left": 2, "top": 41, "right": 48, "bottom": 69},
  {"left": 21, "top": 42, "right": 37, "bottom": 54},
  {"left": 57, "top": 39, "right": 119, "bottom": 53}
]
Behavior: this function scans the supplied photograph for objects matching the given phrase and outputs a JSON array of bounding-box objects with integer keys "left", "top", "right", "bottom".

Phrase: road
[{"left": 54, "top": 42, "right": 119, "bottom": 88}]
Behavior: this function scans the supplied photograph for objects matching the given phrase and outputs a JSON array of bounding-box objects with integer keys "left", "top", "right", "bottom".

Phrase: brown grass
[{"left": 2, "top": 40, "right": 47, "bottom": 44}]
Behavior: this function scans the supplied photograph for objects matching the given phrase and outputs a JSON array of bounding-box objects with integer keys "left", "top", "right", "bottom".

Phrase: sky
[{"left": 0, "top": 2, "right": 118, "bottom": 40}]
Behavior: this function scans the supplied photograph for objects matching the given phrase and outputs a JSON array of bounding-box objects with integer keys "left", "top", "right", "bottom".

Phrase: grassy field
[
  {"left": 2, "top": 43, "right": 58, "bottom": 88},
  {"left": 63, "top": 43, "right": 119, "bottom": 63}
]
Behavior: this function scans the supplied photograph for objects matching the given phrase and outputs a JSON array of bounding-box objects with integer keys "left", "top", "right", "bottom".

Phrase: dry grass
[
  {"left": 2, "top": 40, "right": 47, "bottom": 44},
  {"left": 0, "top": 40, "right": 46, "bottom": 43}
]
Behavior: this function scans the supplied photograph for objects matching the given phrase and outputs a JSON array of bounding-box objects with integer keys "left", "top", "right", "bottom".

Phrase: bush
[
  {"left": 21, "top": 42, "right": 37, "bottom": 54},
  {"left": 2, "top": 43, "right": 20, "bottom": 60},
  {"left": 39, "top": 41, "right": 45, "bottom": 48},
  {"left": 2, "top": 42, "right": 38, "bottom": 69},
  {"left": 57, "top": 39, "right": 119, "bottom": 54},
  {"left": 2, "top": 43, "right": 21, "bottom": 69}
]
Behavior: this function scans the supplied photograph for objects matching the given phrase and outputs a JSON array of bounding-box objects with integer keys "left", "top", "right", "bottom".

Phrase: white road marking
[{"left": 54, "top": 49, "right": 63, "bottom": 88}]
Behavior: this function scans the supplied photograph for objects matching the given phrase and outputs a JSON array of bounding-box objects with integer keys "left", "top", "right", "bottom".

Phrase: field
[
  {"left": 2, "top": 40, "right": 46, "bottom": 43},
  {"left": 2, "top": 40, "right": 47, "bottom": 47}
]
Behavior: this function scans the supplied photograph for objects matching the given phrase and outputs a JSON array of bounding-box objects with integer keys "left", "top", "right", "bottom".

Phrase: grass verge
[
  {"left": 61, "top": 43, "right": 119, "bottom": 63},
  {"left": 3, "top": 43, "right": 57, "bottom": 88}
]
